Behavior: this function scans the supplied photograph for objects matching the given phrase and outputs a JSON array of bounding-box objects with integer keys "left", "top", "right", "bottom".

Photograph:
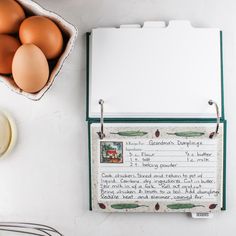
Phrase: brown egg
[
  {"left": 0, "top": 34, "right": 20, "bottom": 74},
  {"left": 19, "top": 16, "right": 63, "bottom": 59},
  {"left": 12, "top": 44, "right": 49, "bottom": 93},
  {"left": 0, "top": 0, "right": 25, "bottom": 34}
]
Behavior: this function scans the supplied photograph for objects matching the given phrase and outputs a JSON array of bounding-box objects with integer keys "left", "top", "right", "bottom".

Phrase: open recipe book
[{"left": 86, "top": 21, "right": 226, "bottom": 216}]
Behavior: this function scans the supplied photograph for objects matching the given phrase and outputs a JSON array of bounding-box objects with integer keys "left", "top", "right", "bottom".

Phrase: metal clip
[
  {"left": 98, "top": 99, "right": 105, "bottom": 139},
  {"left": 208, "top": 100, "right": 220, "bottom": 138}
]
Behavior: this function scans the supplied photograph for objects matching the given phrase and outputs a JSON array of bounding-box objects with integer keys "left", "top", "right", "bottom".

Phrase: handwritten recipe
[
  {"left": 91, "top": 123, "right": 224, "bottom": 212},
  {"left": 98, "top": 138, "right": 219, "bottom": 202}
]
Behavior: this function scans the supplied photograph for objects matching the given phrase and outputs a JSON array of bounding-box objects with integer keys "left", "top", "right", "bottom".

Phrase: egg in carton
[{"left": 0, "top": 0, "right": 78, "bottom": 100}]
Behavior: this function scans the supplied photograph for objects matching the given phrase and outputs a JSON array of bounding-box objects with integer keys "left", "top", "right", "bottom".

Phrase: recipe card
[
  {"left": 90, "top": 123, "right": 224, "bottom": 213},
  {"left": 88, "top": 22, "right": 222, "bottom": 119}
]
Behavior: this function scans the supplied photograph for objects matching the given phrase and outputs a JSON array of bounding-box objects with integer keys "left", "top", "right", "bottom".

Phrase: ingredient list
[{"left": 98, "top": 139, "right": 220, "bottom": 201}]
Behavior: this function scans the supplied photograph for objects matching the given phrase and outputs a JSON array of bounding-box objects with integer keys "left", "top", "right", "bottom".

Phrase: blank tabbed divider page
[{"left": 89, "top": 21, "right": 222, "bottom": 118}]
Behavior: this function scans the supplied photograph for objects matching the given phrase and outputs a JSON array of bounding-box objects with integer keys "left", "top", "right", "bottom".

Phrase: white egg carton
[{"left": 0, "top": 0, "right": 78, "bottom": 100}]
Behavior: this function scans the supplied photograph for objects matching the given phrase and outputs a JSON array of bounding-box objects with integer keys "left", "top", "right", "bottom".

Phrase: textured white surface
[{"left": 0, "top": 0, "right": 235, "bottom": 236}]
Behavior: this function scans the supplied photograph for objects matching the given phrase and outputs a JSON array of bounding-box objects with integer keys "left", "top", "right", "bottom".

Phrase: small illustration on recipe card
[{"left": 100, "top": 141, "right": 123, "bottom": 163}]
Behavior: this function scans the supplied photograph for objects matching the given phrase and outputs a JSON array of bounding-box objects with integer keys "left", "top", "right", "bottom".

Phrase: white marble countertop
[{"left": 0, "top": 0, "right": 235, "bottom": 235}]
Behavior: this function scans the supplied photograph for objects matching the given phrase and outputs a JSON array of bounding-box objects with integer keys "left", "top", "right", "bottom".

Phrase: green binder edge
[
  {"left": 86, "top": 31, "right": 226, "bottom": 211},
  {"left": 220, "top": 31, "right": 225, "bottom": 120}
]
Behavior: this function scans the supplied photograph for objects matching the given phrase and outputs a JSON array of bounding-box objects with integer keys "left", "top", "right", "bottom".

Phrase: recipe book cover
[{"left": 86, "top": 20, "right": 226, "bottom": 214}]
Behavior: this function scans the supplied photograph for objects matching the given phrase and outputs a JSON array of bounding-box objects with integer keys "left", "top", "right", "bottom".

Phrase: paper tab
[
  {"left": 143, "top": 21, "right": 166, "bottom": 28},
  {"left": 120, "top": 24, "right": 141, "bottom": 28}
]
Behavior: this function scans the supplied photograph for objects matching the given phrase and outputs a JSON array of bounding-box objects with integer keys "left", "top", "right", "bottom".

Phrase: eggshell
[
  {"left": 19, "top": 16, "right": 63, "bottom": 59},
  {"left": 0, "top": 34, "right": 20, "bottom": 74},
  {"left": 0, "top": 0, "right": 25, "bottom": 34},
  {"left": 12, "top": 44, "right": 49, "bottom": 93}
]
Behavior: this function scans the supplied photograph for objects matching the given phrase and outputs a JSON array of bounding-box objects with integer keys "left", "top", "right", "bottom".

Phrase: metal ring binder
[
  {"left": 98, "top": 99, "right": 105, "bottom": 139},
  {"left": 208, "top": 100, "right": 220, "bottom": 138}
]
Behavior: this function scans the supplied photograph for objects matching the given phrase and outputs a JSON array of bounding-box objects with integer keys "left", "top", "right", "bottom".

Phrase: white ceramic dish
[
  {"left": 0, "top": 0, "right": 78, "bottom": 100},
  {"left": 0, "top": 111, "right": 17, "bottom": 158}
]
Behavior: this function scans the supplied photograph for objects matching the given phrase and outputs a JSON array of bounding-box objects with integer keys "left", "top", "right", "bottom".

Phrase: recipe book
[{"left": 86, "top": 21, "right": 226, "bottom": 215}]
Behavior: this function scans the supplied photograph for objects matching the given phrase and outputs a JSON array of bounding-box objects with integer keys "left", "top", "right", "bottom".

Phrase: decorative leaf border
[
  {"left": 110, "top": 131, "right": 148, "bottom": 137},
  {"left": 98, "top": 202, "right": 218, "bottom": 211},
  {"left": 167, "top": 131, "right": 205, "bottom": 137}
]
